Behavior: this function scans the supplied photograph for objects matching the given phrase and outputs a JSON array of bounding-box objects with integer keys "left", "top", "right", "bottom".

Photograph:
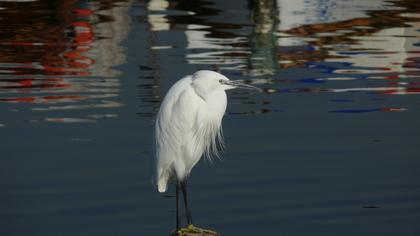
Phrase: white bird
[{"left": 155, "top": 70, "right": 258, "bottom": 232}]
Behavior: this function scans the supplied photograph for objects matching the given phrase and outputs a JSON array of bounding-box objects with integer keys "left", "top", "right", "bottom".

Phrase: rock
[{"left": 171, "top": 225, "right": 219, "bottom": 236}]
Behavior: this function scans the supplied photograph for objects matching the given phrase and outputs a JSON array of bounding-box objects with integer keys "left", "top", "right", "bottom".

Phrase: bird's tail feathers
[{"left": 157, "top": 175, "right": 169, "bottom": 193}]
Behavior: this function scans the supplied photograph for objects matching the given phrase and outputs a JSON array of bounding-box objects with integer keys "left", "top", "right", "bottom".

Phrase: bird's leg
[
  {"left": 176, "top": 181, "right": 181, "bottom": 232},
  {"left": 177, "top": 181, "right": 218, "bottom": 235},
  {"left": 180, "top": 180, "right": 193, "bottom": 226},
  {"left": 170, "top": 183, "right": 181, "bottom": 236},
  {"left": 175, "top": 181, "right": 181, "bottom": 232}
]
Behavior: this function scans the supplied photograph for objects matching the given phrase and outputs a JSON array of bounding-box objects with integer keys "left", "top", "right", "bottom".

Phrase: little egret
[{"left": 155, "top": 70, "right": 258, "bottom": 233}]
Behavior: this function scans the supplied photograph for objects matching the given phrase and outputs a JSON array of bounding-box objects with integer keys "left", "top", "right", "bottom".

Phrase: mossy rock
[{"left": 172, "top": 225, "right": 219, "bottom": 236}]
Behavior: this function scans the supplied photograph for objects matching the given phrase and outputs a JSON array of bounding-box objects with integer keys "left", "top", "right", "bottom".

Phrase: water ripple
[{"left": 0, "top": 0, "right": 131, "bottom": 125}]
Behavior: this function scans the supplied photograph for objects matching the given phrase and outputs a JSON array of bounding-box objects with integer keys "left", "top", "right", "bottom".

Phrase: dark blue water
[{"left": 1, "top": 0, "right": 420, "bottom": 235}]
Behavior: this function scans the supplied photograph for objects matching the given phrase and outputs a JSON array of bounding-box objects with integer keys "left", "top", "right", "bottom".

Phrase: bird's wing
[{"left": 155, "top": 76, "right": 201, "bottom": 191}]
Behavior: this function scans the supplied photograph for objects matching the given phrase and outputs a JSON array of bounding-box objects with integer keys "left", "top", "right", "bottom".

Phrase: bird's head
[{"left": 191, "top": 70, "right": 260, "bottom": 97}]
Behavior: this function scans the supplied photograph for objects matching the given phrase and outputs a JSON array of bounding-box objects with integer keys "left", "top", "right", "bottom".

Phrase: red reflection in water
[
  {"left": 0, "top": 95, "right": 85, "bottom": 103},
  {"left": 382, "top": 87, "right": 420, "bottom": 95},
  {"left": 381, "top": 108, "right": 407, "bottom": 112},
  {"left": 0, "top": 0, "right": 115, "bottom": 104},
  {"left": 0, "top": 77, "right": 70, "bottom": 89}
]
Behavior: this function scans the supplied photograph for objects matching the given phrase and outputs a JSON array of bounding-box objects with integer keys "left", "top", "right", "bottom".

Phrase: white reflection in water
[
  {"left": 86, "top": 3, "right": 132, "bottom": 77},
  {"left": 185, "top": 28, "right": 249, "bottom": 68},
  {"left": 327, "top": 27, "right": 420, "bottom": 73},
  {"left": 147, "top": 0, "right": 170, "bottom": 31},
  {"left": 32, "top": 100, "right": 122, "bottom": 111},
  {"left": 144, "top": 0, "right": 419, "bottom": 78},
  {"left": 276, "top": 0, "right": 400, "bottom": 31},
  {"left": 186, "top": 30, "right": 247, "bottom": 49}
]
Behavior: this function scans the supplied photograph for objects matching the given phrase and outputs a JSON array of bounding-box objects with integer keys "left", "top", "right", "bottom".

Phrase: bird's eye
[{"left": 219, "top": 79, "right": 223, "bottom": 83}]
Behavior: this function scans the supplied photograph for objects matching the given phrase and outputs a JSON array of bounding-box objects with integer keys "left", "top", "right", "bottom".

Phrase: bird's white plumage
[{"left": 155, "top": 70, "right": 231, "bottom": 192}]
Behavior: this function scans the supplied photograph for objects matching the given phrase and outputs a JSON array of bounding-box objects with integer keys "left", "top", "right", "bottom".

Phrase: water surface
[{"left": 1, "top": 0, "right": 420, "bottom": 235}]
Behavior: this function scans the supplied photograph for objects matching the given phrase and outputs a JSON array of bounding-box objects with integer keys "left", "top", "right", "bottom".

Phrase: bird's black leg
[
  {"left": 181, "top": 180, "right": 193, "bottom": 225},
  {"left": 176, "top": 181, "right": 181, "bottom": 232}
]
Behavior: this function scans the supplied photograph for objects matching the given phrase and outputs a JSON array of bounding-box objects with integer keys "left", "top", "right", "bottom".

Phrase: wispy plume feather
[{"left": 192, "top": 119, "right": 225, "bottom": 162}]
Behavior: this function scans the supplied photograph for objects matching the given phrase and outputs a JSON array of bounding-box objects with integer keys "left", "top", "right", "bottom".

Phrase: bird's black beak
[{"left": 221, "top": 80, "right": 261, "bottom": 92}]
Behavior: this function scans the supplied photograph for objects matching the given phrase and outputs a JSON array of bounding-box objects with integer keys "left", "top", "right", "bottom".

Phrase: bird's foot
[{"left": 176, "top": 224, "right": 218, "bottom": 236}]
